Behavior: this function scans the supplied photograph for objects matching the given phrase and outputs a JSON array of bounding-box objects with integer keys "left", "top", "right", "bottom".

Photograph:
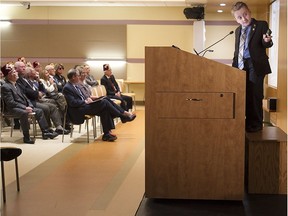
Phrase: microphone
[
  {"left": 193, "top": 48, "right": 199, "bottom": 55},
  {"left": 194, "top": 31, "right": 234, "bottom": 56},
  {"left": 172, "top": 45, "right": 180, "bottom": 50}
]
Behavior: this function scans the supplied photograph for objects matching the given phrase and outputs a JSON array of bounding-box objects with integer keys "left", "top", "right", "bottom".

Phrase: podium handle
[{"left": 186, "top": 98, "right": 203, "bottom": 101}]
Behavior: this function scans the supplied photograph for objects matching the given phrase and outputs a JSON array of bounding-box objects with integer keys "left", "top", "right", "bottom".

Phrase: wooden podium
[{"left": 145, "top": 47, "right": 246, "bottom": 200}]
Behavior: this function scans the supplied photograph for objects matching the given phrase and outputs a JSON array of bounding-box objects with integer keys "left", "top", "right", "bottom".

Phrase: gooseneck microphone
[
  {"left": 172, "top": 45, "right": 181, "bottom": 50},
  {"left": 194, "top": 31, "right": 234, "bottom": 56}
]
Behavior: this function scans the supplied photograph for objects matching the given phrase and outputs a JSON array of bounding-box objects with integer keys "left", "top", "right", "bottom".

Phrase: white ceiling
[
  {"left": 4, "top": 0, "right": 186, "bottom": 7},
  {"left": 1, "top": 0, "right": 269, "bottom": 7},
  {"left": 0, "top": 0, "right": 270, "bottom": 13}
]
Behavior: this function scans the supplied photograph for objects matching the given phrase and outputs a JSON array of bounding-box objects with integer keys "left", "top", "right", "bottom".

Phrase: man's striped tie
[{"left": 238, "top": 27, "right": 247, "bottom": 70}]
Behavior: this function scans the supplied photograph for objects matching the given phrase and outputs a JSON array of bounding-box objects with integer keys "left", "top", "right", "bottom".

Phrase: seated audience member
[
  {"left": 77, "top": 65, "right": 126, "bottom": 112},
  {"left": 33, "top": 61, "right": 42, "bottom": 73},
  {"left": 45, "top": 64, "right": 56, "bottom": 79},
  {"left": 1, "top": 70, "right": 11, "bottom": 127},
  {"left": 18, "top": 57, "right": 27, "bottom": 65},
  {"left": 63, "top": 68, "right": 136, "bottom": 142},
  {"left": 0, "top": 71, "right": 5, "bottom": 85},
  {"left": 18, "top": 57, "right": 32, "bottom": 67},
  {"left": 100, "top": 64, "right": 132, "bottom": 111},
  {"left": 75, "top": 65, "right": 91, "bottom": 97},
  {"left": 39, "top": 69, "right": 67, "bottom": 112},
  {"left": 84, "top": 64, "right": 98, "bottom": 87},
  {"left": 15, "top": 61, "right": 69, "bottom": 135},
  {"left": 1, "top": 64, "right": 59, "bottom": 143},
  {"left": 53, "top": 63, "right": 67, "bottom": 93}
]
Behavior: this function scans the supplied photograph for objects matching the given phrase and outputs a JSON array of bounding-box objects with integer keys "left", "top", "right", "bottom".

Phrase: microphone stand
[
  {"left": 194, "top": 31, "right": 234, "bottom": 56},
  {"left": 202, "top": 49, "right": 214, "bottom": 57}
]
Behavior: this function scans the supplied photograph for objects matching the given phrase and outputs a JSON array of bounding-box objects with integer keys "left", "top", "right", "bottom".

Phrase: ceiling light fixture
[{"left": 0, "top": 20, "right": 12, "bottom": 27}]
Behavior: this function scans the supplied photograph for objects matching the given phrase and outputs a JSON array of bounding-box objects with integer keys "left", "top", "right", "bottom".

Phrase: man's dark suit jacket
[
  {"left": 232, "top": 18, "right": 273, "bottom": 76},
  {"left": 63, "top": 81, "right": 116, "bottom": 135},
  {"left": 1, "top": 80, "right": 33, "bottom": 112},
  {"left": 1, "top": 79, "right": 49, "bottom": 132},
  {"left": 62, "top": 81, "right": 89, "bottom": 124},
  {"left": 100, "top": 75, "right": 120, "bottom": 96},
  {"left": 16, "top": 76, "right": 45, "bottom": 107}
]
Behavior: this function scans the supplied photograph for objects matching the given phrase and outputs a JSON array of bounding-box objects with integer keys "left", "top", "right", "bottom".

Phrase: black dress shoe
[
  {"left": 42, "top": 130, "right": 59, "bottom": 140},
  {"left": 102, "top": 133, "right": 117, "bottom": 142},
  {"left": 246, "top": 126, "right": 263, "bottom": 133},
  {"left": 14, "top": 125, "right": 21, "bottom": 129},
  {"left": 48, "top": 128, "right": 55, "bottom": 133},
  {"left": 121, "top": 114, "right": 136, "bottom": 123},
  {"left": 55, "top": 128, "right": 70, "bottom": 135},
  {"left": 23, "top": 137, "right": 35, "bottom": 144},
  {"left": 65, "top": 124, "right": 72, "bottom": 130}
]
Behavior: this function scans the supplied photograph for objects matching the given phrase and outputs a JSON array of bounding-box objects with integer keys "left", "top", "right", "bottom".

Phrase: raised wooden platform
[{"left": 246, "top": 126, "right": 287, "bottom": 194}]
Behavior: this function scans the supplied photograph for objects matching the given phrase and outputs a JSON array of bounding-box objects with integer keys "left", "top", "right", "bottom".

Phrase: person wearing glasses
[
  {"left": 53, "top": 63, "right": 67, "bottom": 93},
  {"left": 63, "top": 68, "right": 136, "bottom": 142},
  {"left": 84, "top": 64, "right": 99, "bottom": 87},
  {"left": 1, "top": 64, "right": 59, "bottom": 143}
]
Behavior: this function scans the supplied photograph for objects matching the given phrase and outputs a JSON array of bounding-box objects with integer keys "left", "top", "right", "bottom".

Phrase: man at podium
[{"left": 231, "top": 2, "right": 273, "bottom": 132}]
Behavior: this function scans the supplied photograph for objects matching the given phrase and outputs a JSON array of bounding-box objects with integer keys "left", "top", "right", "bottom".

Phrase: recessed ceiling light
[
  {"left": 217, "top": 10, "right": 223, "bottom": 13},
  {"left": 220, "top": 3, "right": 226, "bottom": 6}
]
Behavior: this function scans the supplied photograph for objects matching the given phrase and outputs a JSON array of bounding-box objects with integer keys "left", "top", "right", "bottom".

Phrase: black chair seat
[
  {"left": 1, "top": 147, "right": 22, "bottom": 161},
  {"left": 1, "top": 147, "right": 22, "bottom": 203}
]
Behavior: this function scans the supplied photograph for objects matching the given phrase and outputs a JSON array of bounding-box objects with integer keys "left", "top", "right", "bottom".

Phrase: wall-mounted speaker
[{"left": 183, "top": 7, "right": 204, "bottom": 20}]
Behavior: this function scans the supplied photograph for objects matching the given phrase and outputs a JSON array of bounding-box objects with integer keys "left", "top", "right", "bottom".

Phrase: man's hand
[
  {"left": 263, "top": 34, "right": 272, "bottom": 43},
  {"left": 85, "top": 97, "right": 93, "bottom": 104},
  {"left": 25, "top": 107, "right": 33, "bottom": 113}
]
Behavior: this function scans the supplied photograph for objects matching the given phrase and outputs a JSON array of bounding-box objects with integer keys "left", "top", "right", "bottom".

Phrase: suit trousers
[
  {"left": 244, "top": 59, "right": 265, "bottom": 129},
  {"left": 108, "top": 94, "right": 132, "bottom": 111},
  {"left": 36, "top": 101, "right": 63, "bottom": 128},
  {"left": 83, "top": 99, "right": 125, "bottom": 134},
  {"left": 7, "top": 107, "right": 48, "bottom": 135}
]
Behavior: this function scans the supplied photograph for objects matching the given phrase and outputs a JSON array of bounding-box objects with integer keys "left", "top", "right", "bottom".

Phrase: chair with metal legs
[
  {"left": 62, "top": 105, "right": 96, "bottom": 143},
  {"left": 1, "top": 99, "right": 37, "bottom": 139},
  {"left": 0, "top": 147, "right": 22, "bottom": 203}
]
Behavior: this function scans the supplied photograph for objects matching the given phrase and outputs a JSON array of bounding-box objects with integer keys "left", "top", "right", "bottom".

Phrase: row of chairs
[
  {"left": 1, "top": 85, "right": 122, "bottom": 143},
  {"left": 116, "top": 79, "right": 136, "bottom": 111},
  {"left": 1, "top": 99, "right": 37, "bottom": 139}
]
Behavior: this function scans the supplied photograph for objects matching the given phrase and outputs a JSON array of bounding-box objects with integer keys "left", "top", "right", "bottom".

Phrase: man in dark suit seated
[
  {"left": 100, "top": 64, "right": 132, "bottom": 111},
  {"left": 63, "top": 68, "right": 136, "bottom": 142},
  {"left": 14, "top": 61, "right": 69, "bottom": 135},
  {"left": 1, "top": 64, "right": 58, "bottom": 144}
]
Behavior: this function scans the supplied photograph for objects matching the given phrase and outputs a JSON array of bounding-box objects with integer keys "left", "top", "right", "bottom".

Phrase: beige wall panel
[
  {"left": 1, "top": 24, "right": 126, "bottom": 59},
  {"left": 203, "top": 25, "right": 237, "bottom": 60},
  {"left": 127, "top": 25, "right": 193, "bottom": 58},
  {"left": 127, "top": 63, "right": 145, "bottom": 81},
  {"left": 126, "top": 63, "right": 145, "bottom": 100}
]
